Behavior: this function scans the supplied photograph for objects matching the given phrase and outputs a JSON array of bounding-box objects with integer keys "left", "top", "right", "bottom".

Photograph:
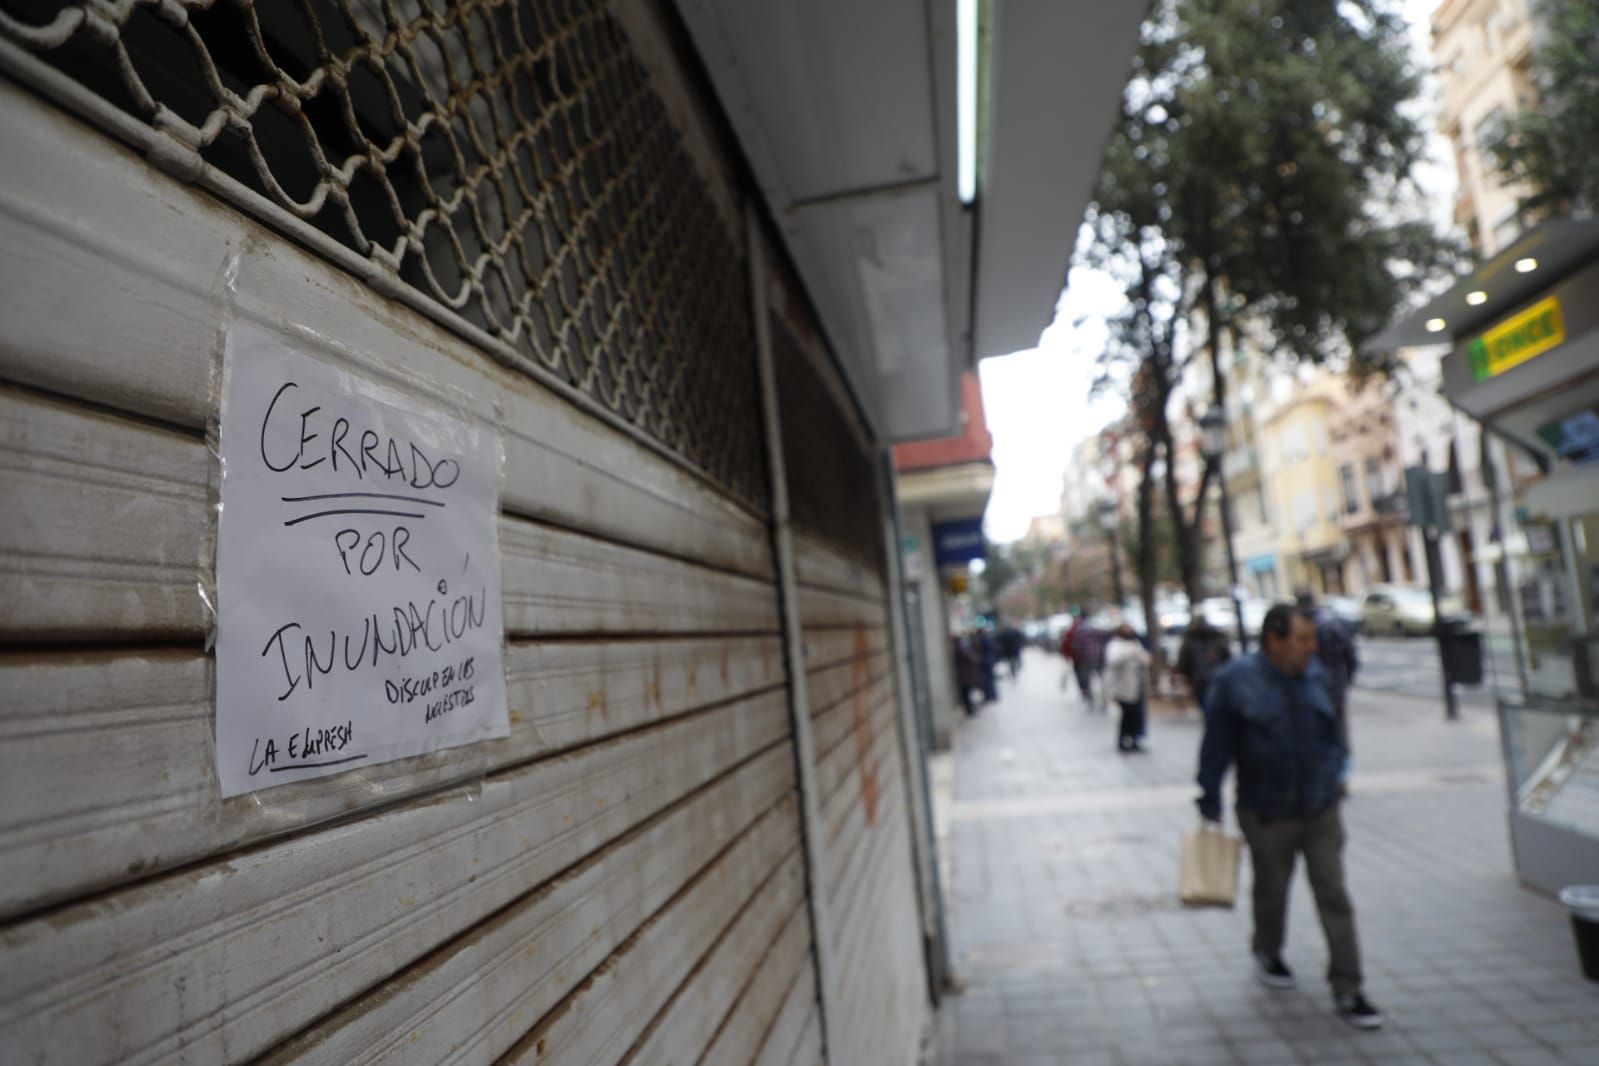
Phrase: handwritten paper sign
[{"left": 215, "top": 325, "right": 508, "bottom": 796}]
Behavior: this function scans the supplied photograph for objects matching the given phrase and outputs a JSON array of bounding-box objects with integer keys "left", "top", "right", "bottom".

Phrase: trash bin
[
  {"left": 1559, "top": 885, "right": 1599, "bottom": 981},
  {"left": 1438, "top": 616, "right": 1483, "bottom": 686}
]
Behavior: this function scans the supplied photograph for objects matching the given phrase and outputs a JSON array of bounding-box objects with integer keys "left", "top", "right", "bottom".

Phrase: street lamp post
[
  {"left": 1200, "top": 405, "right": 1249, "bottom": 652},
  {"left": 1099, "top": 497, "right": 1125, "bottom": 607}
]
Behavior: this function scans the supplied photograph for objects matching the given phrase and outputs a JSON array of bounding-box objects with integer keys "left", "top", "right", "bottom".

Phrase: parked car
[
  {"left": 1155, "top": 594, "right": 1190, "bottom": 638},
  {"left": 1321, "top": 595, "right": 1364, "bottom": 635},
  {"left": 1198, "top": 596, "right": 1269, "bottom": 643},
  {"left": 1359, "top": 584, "right": 1465, "bottom": 636}
]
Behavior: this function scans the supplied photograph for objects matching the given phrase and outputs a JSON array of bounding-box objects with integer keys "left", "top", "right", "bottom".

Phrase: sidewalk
[{"left": 925, "top": 650, "right": 1599, "bottom": 1066}]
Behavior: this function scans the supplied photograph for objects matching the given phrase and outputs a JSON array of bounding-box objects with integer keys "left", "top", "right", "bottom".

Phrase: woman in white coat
[{"left": 1104, "top": 617, "right": 1151, "bottom": 752}]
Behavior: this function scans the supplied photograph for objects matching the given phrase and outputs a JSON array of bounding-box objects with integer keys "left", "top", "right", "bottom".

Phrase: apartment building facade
[
  {"left": 1433, "top": 0, "right": 1539, "bottom": 257},
  {"left": 1332, "top": 379, "right": 1416, "bottom": 594}
]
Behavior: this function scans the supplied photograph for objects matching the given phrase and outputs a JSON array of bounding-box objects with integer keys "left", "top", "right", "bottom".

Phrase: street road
[{"left": 1351, "top": 634, "right": 1493, "bottom": 708}]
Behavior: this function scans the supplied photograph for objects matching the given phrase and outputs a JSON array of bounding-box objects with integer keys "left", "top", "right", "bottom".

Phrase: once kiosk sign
[
  {"left": 1468, "top": 295, "right": 1566, "bottom": 382},
  {"left": 215, "top": 325, "right": 509, "bottom": 797}
]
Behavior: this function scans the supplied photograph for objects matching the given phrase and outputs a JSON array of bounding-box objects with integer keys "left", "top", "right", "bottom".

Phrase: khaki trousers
[{"left": 1237, "top": 803, "right": 1363, "bottom": 997}]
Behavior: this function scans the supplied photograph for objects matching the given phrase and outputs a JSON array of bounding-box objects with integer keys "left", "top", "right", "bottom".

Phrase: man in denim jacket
[{"left": 1195, "top": 603, "right": 1383, "bottom": 1030}]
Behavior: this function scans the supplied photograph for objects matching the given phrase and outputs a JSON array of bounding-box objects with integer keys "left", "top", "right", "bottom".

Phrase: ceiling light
[
  {"left": 1515, "top": 257, "right": 1538, "bottom": 273},
  {"left": 1425, "top": 318, "right": 1447, "bottom": 333},
  {"left": 957, "top": 0, "right": 978, "bottom": 205},
  {"left": 1466, "top": 290, "right": 1487, "bottom": 305}
]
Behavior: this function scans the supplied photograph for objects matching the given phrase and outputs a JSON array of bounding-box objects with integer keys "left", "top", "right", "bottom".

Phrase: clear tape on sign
[
  {"left": 228, "top": 764, "right": 490, "bottom": 835},
  {"left": 199, "top": 249, "right": 243, "bottom": 653}
]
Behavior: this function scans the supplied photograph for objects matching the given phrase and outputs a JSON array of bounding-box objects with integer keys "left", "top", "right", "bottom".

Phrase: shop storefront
[
  {"left": 1245, "top": 553, "right": 1281, "bottom": 600},
  {"left": 1394, "top": 219, "right": 1599, "bottom": 895}
]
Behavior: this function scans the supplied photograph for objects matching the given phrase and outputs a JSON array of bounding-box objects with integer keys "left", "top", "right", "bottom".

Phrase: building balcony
[
  {"left": 1372, "top": 491, "right": 1408, "bottom": 517},
  {"left": 1342, "top": 499, "right": 1407, "bottom": 534}
]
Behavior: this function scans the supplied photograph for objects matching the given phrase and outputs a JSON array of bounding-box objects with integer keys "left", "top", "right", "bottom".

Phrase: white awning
[{"left": 674, "top": 0, "right": 1144, "bottom": 441}]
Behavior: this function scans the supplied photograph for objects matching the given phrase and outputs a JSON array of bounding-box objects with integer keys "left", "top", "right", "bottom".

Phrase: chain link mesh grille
[
  {"left": 0, "top": 0, "right": 767, "bottom": 510},
  {"left": 772, "top": 315, "right": 886, "bottom": 578}
]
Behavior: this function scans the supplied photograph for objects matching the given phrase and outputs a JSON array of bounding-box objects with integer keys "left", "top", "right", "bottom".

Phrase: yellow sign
[{"left": 1468, "top": 296, "right": 1565, "bottom": 381}]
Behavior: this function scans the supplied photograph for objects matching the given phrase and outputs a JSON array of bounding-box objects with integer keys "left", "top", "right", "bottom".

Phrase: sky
[{"left": 978, "top": 0, "right": 1456, "bottom": 543}]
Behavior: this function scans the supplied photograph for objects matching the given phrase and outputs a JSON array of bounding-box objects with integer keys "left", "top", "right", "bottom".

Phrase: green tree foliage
[
  {"left": 1082, "top": 0, "right": 1456, "bottom": 615},
  {"left": 1176, "top": 0, "right": 1458, "bottom": 365},
  {"left": 975, "top": 538, "right": 1026, "bottom": 605},
  {"left": 974, "top": 538, "right": 1072, "bottom": 619},
  {"left": 1485, "top": 0, "right": 1599, "bottom": 222}
]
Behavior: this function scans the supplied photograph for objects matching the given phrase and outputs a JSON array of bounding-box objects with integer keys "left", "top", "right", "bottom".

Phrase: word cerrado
[{"left": 259, "top": 381, "right": 461, "bottom": 488}]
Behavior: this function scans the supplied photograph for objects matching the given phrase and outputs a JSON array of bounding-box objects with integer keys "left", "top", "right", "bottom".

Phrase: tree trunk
[
  {"left": 1196, "top": 267, "right": 1229, "bottom": 600},
  {"left": 1134, "top": 441, "right": 1164, "bottom": 679},
  {"left": 1158, "top": 420, "right": 1203, "bottom": 606}
]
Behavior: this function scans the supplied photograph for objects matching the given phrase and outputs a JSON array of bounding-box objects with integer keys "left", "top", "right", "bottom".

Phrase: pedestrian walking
[
  {"left": 1058, "top": 614, "right": 1077, "bottom": 692},
  {"left": 1068, "top": 614, "right": 1106, "bottom": 709},
  {"left": 1175, "top": 615, "right": 1232, "bottom": 710},
  {"left": 999, "top": 625, "right": 1024, "bottom": 679},
  {"left": 978, "top": 626, "right": 999, "bottom": 704},
  {"left": 953, "top": 634, "right": 981, "bottom": 717},
  {"left": 1104, "top": 617, "right": 1150, "bottom": 752},
  {"left": 1195, "top": 603, "right": 1384, "bottom": 1030}
]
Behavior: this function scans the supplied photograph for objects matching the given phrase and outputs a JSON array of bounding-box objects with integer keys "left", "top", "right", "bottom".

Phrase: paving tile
[
  {"left": 1229, "top": 1039, "right": 1302, "bottom": 1064},
  {"left": 1287, "top": 1031, "right": 1365, "bottom": 1057},
  {"left": 1056, "top": 1052, "right": 1116, "bottom": 1066},
  {"left": 1405, "top": 1026, "right": 1483, "bottom": 1054},
  {"left": 1005, "top": 1017, "right": 1069, "bottom": 1050},
  {"left": 1161, "top": 1022, "right": 1226, "bottom": 1046},
  {"left": 1492, "top": 1048, "right": 1568, "bottom": 1066},
  {"left": 1170, "top": 1046, "right": 1243, "bottom": 1066},
  {"left": 1437, "top": 1006, "right": 1513, "bottom": 1030},
  {"left": 952, "top": 1021, "right": 1008, "bottom": 1058},
  {"left": 1534, "top": 1018, "right": 1598, "bottom": 1041},
  {"left": 1217, "top": 1020, "right": 1283, "bottom": 1044},
  {"left": 1461, "top": 1023, "right": 1543, "bottom": 1047}
]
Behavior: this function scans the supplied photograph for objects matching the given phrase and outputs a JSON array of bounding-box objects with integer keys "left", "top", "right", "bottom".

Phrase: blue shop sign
[
  {"left": 1245, "top": 552, "right": 1277, "bottom": 574},
  {"left": 932, "top": 517, "right": 987, "bottom": 568}
]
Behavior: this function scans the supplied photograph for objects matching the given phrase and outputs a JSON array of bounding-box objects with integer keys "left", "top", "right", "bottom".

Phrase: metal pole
[
  {"left": 745, "top": 207, "right": 844, "bottom": 1062},
  {"left": 1422, "top": 526, "right": 1460, "bottom": 721},
  {"left": 876, "top": 450, "right": 951, "bottom": 1004},
  {"left": 1479, "top": 429, "right": 1526, "bottom": 797},
  {"left": 1216, "top": 468, "right": 1249, "bottom": 652},
  {"left": 1106, "top": 523, "right": 1126, "bottom": 606}
]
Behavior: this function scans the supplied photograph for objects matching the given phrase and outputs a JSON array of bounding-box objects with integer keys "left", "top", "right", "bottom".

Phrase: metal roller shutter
[
  {"left": 0, "top": 0, "right": 836, "bottom": 1061},
  {"left": 764, "top": 290, "right": 932, "bottom": 1066}
]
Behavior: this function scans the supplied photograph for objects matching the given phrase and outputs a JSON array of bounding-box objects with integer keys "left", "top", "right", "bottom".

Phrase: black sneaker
[
  {"left": 1254, "top": 953, "right": 1296, "bottom": 989},
  {"left": 1335, "top": 992, "right": 1385, "bottom": 1030}
]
